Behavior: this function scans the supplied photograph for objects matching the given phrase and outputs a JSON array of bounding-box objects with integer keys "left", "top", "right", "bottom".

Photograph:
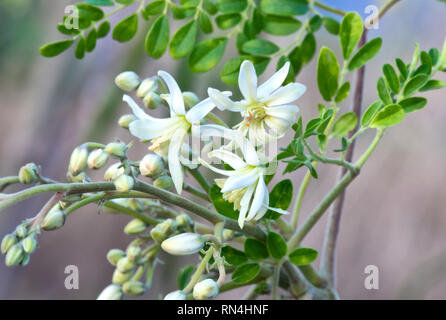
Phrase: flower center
[
  {"left": 148, "top": 116, "right": 191, "bottom": 152},
  {"left": 244, "top": 103, "right": 266, "bottom": 126}
]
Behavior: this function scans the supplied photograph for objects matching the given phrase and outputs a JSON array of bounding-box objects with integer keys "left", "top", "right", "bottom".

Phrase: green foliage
[
  {"left": 266, "top": 232, "right": 287, "bottom": 260},
  {"left": 170, "top": 20, "right": 198, "bottom": 58},
  {"left": 370, "top": 104, "right": 405, "bottom": 128},
  {"left": 40, "top": 40, "right": 74, "bottom": 57},
  {"left": 332, "top": 112, "right": 358, "bottom": 138},
  {"left": 264, "top": 179, "right": 293, "bottom": 220},
  {"left": 209, "top": 184, "right": 239, "bottom": 220},
  {"left": 145, "top": 15, "right": 170, "bottom": 58},
  {"left": 361, "top": 101, "right": 383, "bottom": 127},
  {"left": 288, "top": 247, "right": 318, "bottom": 266},
  {"left": 244, "top": 239, "right": 269, "bottom": 260},
  {"left": 242, "top": 39, "right": 279, "bottom": 56},
  {"left": 232, "top": 263, "right": 261, "bottom": 284},
  {"left": 339, "top": 12, "right": 363, "bottom": 60},
  {"left": 221, "top": 245, "right": 248, "bottom": 265},
  {"left": 348, "top": 38, "right": 382, "bottom": 70},
  {"left": 260, "top": 0, "right": 309, "bottom": 16},
  {"left": 317, "top": 47, "right": 339, "bottom": 101},
  {"left": 113, "top": 14, "right": 138, "bottom": 43},
  {"left": 262, "top": 15, "right": 302, "bottom": 36},
  {"left": 177, "top": 265, "right": 194, "bottom": 290},
  {"left": 188, "top": 37, "right": 227, "bottom": 72}
]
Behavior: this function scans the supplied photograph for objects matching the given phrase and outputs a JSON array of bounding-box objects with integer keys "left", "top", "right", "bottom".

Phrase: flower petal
[
  {"left": 246, "top": 176, "right": 268, "bottom": 221},
  {"left": 208, "top": 88, "right": 246, "bottom": 112},
  {"left": 123, "top": 94, "right": 155, "bottom": 121},
  {"left": 238, "top": 60, "right": 258, "bottom": 103},
  {"left": 208, "top": 149, "right": 247, "bottom": 170},
  {"left": 199, "top": 158, "right": 238, "bottom": 176},
  {"left": 238, "top": 183, "right": 256, "bottom": 229},
  {"left": 264, "top": 104, "right": 299, "bottom": 121},
  {"left": 158, "top": 71, "right": 186, "bottom": 116},
  {"left": 257, "top": 61, "right": 290, "bottom": 99},
  {"left": 168, "top": 129, "right": 188, "bottom": 194},
  {"left": 221, "top": 167, "right": 260, "bottom": 193},
  {"left": 262, "top": 83, "right": 306, "bottom": 106},
  {"left": 129, "top": 118, "right": 178, "bottom": 140},
  {"left": 237, "top": 134, "right": 260, "bottom": 166},
  {"left": 195, "top": 124, "right": 239, "bottom": 142},
  {"left": 185, "top": 97, "right": 215, "bottom": 124}
]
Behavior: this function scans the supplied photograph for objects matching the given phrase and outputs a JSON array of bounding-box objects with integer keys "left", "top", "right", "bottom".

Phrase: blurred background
[{"left": 0, "top": 0, "right": 445, "bottom": 299}]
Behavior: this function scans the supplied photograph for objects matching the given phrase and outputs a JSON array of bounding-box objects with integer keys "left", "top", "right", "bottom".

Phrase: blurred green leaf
[
  {"left": 199, "top": 12, "right": 213, "bottom": 33},
  {"left": 376, "top": 77, "right": 392, "bottom": 106},
  {"left": 40, "top": 40, "right": 75, "bottom": 57},
  {"left": 220, "top": 55, "right": 269, "bottom": 85},
  {"left": 361, "top": 101, "right": 382, "bottom": 127},
  {"left": 419, "top": 79, "right": 446, "bottom": 92},
  {"left": 382, "top": 63, "right": 400, "bottom": 94},
  {"left": 209, "top": 184, "right": 238, "bottom": 220},
  {"left": 403, "top": 74, "right": 429, "bottom": 96},
  {"left": 86, "top": 0, "right": 114, "bottom": 6},
  {"left": 144, "top": 0, "right": 166, "bottom": 15},
  {"left": 75, "top": 37, "right": 86, "bottom": 59},
  {"left": 267, "top": 231, "right": 287, "bottom": 260},
  {"left": 332, "top": 112, "right": 357, "bottom": 138},
  {"left": 97, "top": 21, "right": 111, "bottom": 38},
  {"left": 317, "top": 46, "right": 339, "bottom": 101},
  {"left": 334, "top": 81, "right": 350, "bottom": 103},
  {"left": 232, "top": 263, "right": 261, "bottom": 284},
  {"left": 399, "top": 97, "right": 427, "bottom": 113},
  {"left": 145, "top": 15, "right": 169, "bottom": 58},
  {"left": 85, "top": 28, "right": 97, "bottom": 52},
  {"left": 113, "top": 14, "right": 138, "bottom": 42},
  {"left": 221, "top": 245, "right": 248, "bottom": 265},
  {"left": 264, "top": 179, "right": 292, "bottom": 220},
  {"left": 300, "top": 33, "right": 316, "bottom": 65},
  {"left": 244, "top": 239, "right": 269, "bottom": 260},
  {"left": 188, "top": 37, "right": 227, "bottom": 72},
  {"left": 242, "top": 39, "right": 279, "bottom": 56},
  {"left": 289, "top": 247, "right": 318, "bottom": 266},
  {"left": 370, "top": 104, "right": 405, "bottom": 128},
  {"left": 322, "top": 17, "right": 339, "bottom": 35},
  {"left": 339, "top": 12, "right": 363, "bottom": 60},
  {"left": 260, "top": 0, "right": 309, "bottom": 16},
  {"left": 348, "top": 38, "right": 382, "bottom": 70},
  {"left": 75, "top": 3, "right": 104, "bottom": 21},
  {"left": 262, "top": 15, "right": 301, "bottom": 35},
  {"left": 216, "top": 0, "right": 247, "bottom": 13},
  {"left": 170, "top": 20, "right": 197, "bottom": 58},
  {"left": 216, "top": 13, "right": 241, "bottom": 29}
]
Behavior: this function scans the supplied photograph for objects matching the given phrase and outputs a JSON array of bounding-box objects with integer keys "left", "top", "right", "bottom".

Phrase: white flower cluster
[{"left": 122, "top": 61, "right": 306, "bottom": 229}]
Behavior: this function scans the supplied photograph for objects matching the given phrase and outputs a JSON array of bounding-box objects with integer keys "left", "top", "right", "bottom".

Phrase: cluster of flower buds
[
  {"left": 139, "top": 154, "right": 173, "bottom": 191},
  {"left": 115, "top": 71, "right": 161, "bottom": 110},
  {"left": 18, "top": 163, "right": 39, "bottom": 184},
  {"left": 41, "top": 204, "right": 66, "bottom": 231},
  {"left": 1, "top": 223, "right": 38, "bottom": 267}
]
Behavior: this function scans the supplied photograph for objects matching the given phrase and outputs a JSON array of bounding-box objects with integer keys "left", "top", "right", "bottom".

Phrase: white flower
[
  {"left": 193, "top": 279, "right": 219, "bottom": 300},
  {"left": 208, "top": 60, "right": 306, "bottom": 145},
  {"left": 123, "top": 71, "right": 219, "bottom": 194},
  {"left": 161, "top": 233, "right": 205, "bottom": 256},
  {"left": 199, "top": 128, "right": 288, "bottom": 229},
  {"left": 164, "top": 290, "right": 187, "bottom": 300}
]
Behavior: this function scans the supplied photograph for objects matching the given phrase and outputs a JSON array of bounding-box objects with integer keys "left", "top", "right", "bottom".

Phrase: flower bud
[
  {"left": 42, "top": 207, "right": 66, "bottom": 231},
  {"left": 161, "top": 233, "right": 205, "bottom": 256},
  {"left": 104, "top": 162, "right": 125, "bottom": 181},
  {"left": 105, "top": 142, "right": 127, "bottom": 158},
  {"left": 164, "top": 290, "right": 187, "bottom": 300},
  {"left": 107, "top": 249, "right": 126, "bottom": 266},
  {"left": 124, "top": 218, "right": 147, "bottom": 235},
  {"left": 20, "top": 253, "right": 30, "bottom": 267},
  {"left": 143, "top": 91, "right": 162, "bottom": 109},
  {"left": 153, "top": 175, "right": 173, "bottom": 190},
  {"left": 127, "top": 199, "right": 144, "bottom": 212},
  {"left": 183, "top": 91, "right": 200, "bottom": 109},
  {"left": 175, "top": 214, "right": 193, "bottom": 228},
  {"left": 115, "top": 71, "right": 140, "bottom": 92},
  {"left": 123, "top": 280, "right": 145, "bottom": 296},
  {"left": 126, "top": 246, "right": 142, "bottom": 262},
  {"left": 5, "top": 244, "right": 25, "bottom": 267},
  {"left": 137, "top": 77, "right": 158, "bottom": 98},
  {"left": 112, "top": 270, "right": 132, "bottom": 285},
  {"left": 97, "top": 284, "right": 123, "bottom": 300},
  {"left": 139, "top": 154, "right": 164, "bottom": 178},
  {"left": 15, "top": 224, "right": 28, "bottom": 239},
  {"left": 18, "top": 163, "right": 38, "bottom": 184},
  {"left": 118, "top": 114, "right": 137, "bottom": 129},
  {"left": 1, "top": 233, "right": 17, "bottom": 254},
  {"left": 87, "top": 149, "right": 109, "bottom": 170},
  {"left": 193, "top": 279, "right": 219, "bottom": 300},
  {"left": 117, "top": 256, "right": 135, "bottom": 273},
  {"left": 68, "top": 147, "right": 88, "bottom": 176},
  {"left": 114, "top": 174, "right": 134, "bottom": 192},
  {"left": 150, "top": 219, "right": 174, "bottom": 243},
  {"left": 66, "top": 171, "right": 90, "bottom": 183},
  {"left": 223, "top": 229, "right": 235, "bottom": 241},
  {"left": 22, "top": 235, "right": 37, "bottom": 254}
]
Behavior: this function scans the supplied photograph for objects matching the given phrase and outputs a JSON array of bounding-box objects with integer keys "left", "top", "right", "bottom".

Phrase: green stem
[
  {"left": 205, "top": 112, "right": 229, "bottom": 128},
  {"left": 271, "top": 264, "right": 281, "bottom": 300},
  {"left": 183, "top": 247, "right": 214, "bottom": 293},
  {"left": 313, "top": 1, "right": 346, "bottom": 16},
  {"left": 0, "top": 176, "right": 20, "bottom": 192},
  {"left": 298, "top": 265, "right": 327, "bottom": 288},
  {"left": 184, "top": 183, "right": 210, "bottom": 201},
  {"left": 187, "top": 167, "right": 211, "bottom": 193}
]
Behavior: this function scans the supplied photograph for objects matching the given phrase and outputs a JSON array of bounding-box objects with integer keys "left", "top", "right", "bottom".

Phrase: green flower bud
[
  {"left": 114, "top": 174, "right": 134, "bottom": 193},
  {"left": 5, "top": 244, "right": 25, "bottom": 267},
  {"left": 118, "top": 114, "right": 137, "bottom": 129},
  {"left": 68, "top": 147, "right": 88, "bottom": 176},
  {"left": 15, "top": 224, "right": 28, "bottom": 239},
  {"left": 104, "top": 162, "right": 125, "bottom": 181},
  {"left": 161, "top": 233, "right": 205, "bottom": 256},
  {"left": 150, "top": 219, "right": 174, "bottom": 243},
  {"left": 97, "top": 284, "right": 123, "bottom": 300},
  {"left": 153, "top": 175, "right": 173, "bottom": 190},
  {"left": 107, "top": 249, "right": 126, "bottom": 266},
  {"left": 66, "top": 171, "right": 90, "bottom": 183},
  {"left": 223, "top": 229, "right": 235, "bottom": 241},
  {"left": 116, "top": 256, "right": 135, "bottom": 273},
  {"left": 126, "top": 246, "right": 142, "bottom": 262},
  {"left": 87, "top": 149, "right": 109, "bottom": 170},
  {"left": 143, "top": 91, "right": 162, "bottom": 109},
  {"left": 136, "top": 77, "right": 158, "bottom": 98},
  {"left": 115, "top": 71, "right": 141, "bottom": 92},
  {"left": 127, "top": 199, "right": 144, "bottom": 212},
  {"left": 22, "top": 235, "right": 37, "bottom": 254},
  {"left": 175, "top": 214, "right": 193, "bottom": 228},
  {"left": 1, "top": 233, "right": 17, "bottom": 254},
  {"left": 105, "top": 142, "right": 127, "bottom": 158},
  {"left": 18, "top": 163, "right": 38, "bottom": 184},
  {"left": 122, "top": 280, "right": 145, "bottom": 296},
  {"left": 42, "top": 207, "right": 66, "bottom": 231},
  {"left": 183, "top": 91, "right": 200, "bottom": 109},
  {"left": 139, "top": 154, "right": 164, "bottom": 178},
  {"left": 193, "top": 279, "right": 219, "bottom": 300},
  {"left": 20, "top": 253, "right": 30, "bottom": 267},
  {"left": 112, "top": 269, "right": 132, "bottom": 285},
  {"left": 164, "top": 290, "right": 187, "bottom": 300},
  {"left": 124, "top": 218, "right": 147, "bottom": 235}
]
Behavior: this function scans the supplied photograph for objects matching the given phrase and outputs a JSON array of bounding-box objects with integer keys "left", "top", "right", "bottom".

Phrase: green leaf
[
  {"left": 402, "top": 74, "right": 429, "bottom": 97},
  {"left": 232, "top": 263, "right": 261, "bottom": 284},
  {"left": 116, "top": 0, "right": 136, "bottom": 4},
  {"left": 244, "top": 239, "right": 269, "bottom": 260},
  {"left": 169, "top": 20, "right": 197, "bottom": 59},
  {"left": 188, "top": 37, "right": 227, "bottom": 72},
  {"left": 309, "top": 15, "right": 322, "bottom": 32},
  {"left": 57, "top": 23, "right": 80, "bottom": 35},
  {"left": 264, "top": 179, "right": 292, "bottom": 220},
  {"left": 75, "top": 38, "right": 86, "bottom": 59},
  {"left": 399, "top": 97, "right": 427, "bottom": 113},
  {"left": 75, "top": 3, "right": 105, "bottom": 21},
  {"left": 376, "top": 77, "right": 392, "bottom": 106},
  {"left": 216, "top": 13, "right": 241, "bottom": 29},
  {"left": 395, "top": 58, "right": 408, "bottom": 80},
  {"left": 177, "top": 265, "right": 194, "bottom": 290},
  {"left": 334, "top": 81, "right": 350, "bottom": 103},
  {"left": 97, "top": 21, "right": 111, "bottom": 38},
  {"left": 266, "top": 231, "right": 287, "bottom": 260},
  {"left": 86, "top": 0, "right": 114, "bottom": 6},
  {"left": 221, "top": 245, "right": 248, "bottom": 265},
  {"left": 242, "top": 39, "right": 279, "bottom": 56},
  {"left": 370, "top": 104, "right": 405, "bottom": 128},
  {"left": 220, "top": 56, "right": 269, "bottom": 85},
  {"left": 300, "top": 33, "right": 316, "bottom": 65},
  {"left": 429, "top": 48, "right": 440, "bottom": 66},
  {"left": 419, "top": 79, "right": 446, "bottom": 92},
  {"left": 289, "top": 247, "right": 318, "bottom": 266},
  {"left": 113, "top": 14, "right": 138, "bottom": 42},
  {"left": 317, "top": 47, "right": 339, "bottom": 101},
  {"left": 145, "top": 15, "right": 169, "bottom": 58},
  {"left": 361, "top": 101, "right": 383, "bottom": 127},
  {"left": 204, "top": 0, "right": 218, "bottom": 14},
  {"left": 171, "top": 5, "right": 196, "bottom": 19},
  {"left": 348, "top": 38, "right": 382, "bottom": 70},
  {"left": 332, "top": 112, "right": 357, "bottom": 138},
  {"left": 40, "top": 40, "right": 74, "bottom": 57},
  {"left": 144, "top": 0, "right": 165, "bottom": 15},
  {"left": 209, "top": 184, "right": 238, "bottom": 220},
  {"left": 260, "top": 0, "right": 309, "bottom": 16},
  {"left": 382, "top": 63, "right": 400, "bottom": 94},
  {"left": 216, "top": 0, "right": 247, "bottom": 13},
  {"left": 199, "top": 12, "right": 213, "bottom": 34},
  {"left": 262, "top": 15, "right": 301, "bottom": 35},
  {"left": 322, "top": 17, "right": 340, "bottom": 35},
  {"left": 339, "top": 12, "right": 363, "bottom": 60},
  {"left": 85, "top": 28, "right": 97, "bottom": 52},
  {"left": 289, "top": 46, "right": 302, "bottom": 76}
]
